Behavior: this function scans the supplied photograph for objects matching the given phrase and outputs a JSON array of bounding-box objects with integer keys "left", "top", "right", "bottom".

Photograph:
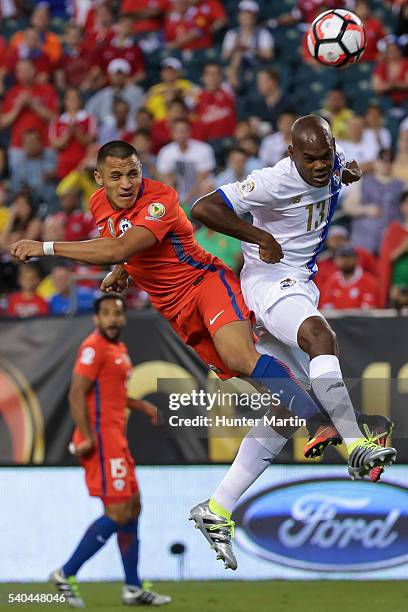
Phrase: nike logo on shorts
[{"left": 209, "top": 310, "right": 225, "bottom": 326}]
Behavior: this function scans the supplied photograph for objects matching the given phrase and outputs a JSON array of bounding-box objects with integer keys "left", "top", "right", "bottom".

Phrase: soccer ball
[{"left": 307, "top": 9, "right": 366, "bottom": 67}]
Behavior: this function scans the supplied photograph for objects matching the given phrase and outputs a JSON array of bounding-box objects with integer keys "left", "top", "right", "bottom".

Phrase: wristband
[{"left": 43, "top": 241, "right": 55, "bottom": 256}]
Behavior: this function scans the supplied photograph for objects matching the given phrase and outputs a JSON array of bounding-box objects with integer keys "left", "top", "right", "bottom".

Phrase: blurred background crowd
[{"left": 0, "top": 0, "right": 408, "bottom": 318}]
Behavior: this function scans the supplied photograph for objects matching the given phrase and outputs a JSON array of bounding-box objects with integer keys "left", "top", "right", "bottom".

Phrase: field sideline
[{"left": 0, "top": 581, "right": 407, "bottom": 611}]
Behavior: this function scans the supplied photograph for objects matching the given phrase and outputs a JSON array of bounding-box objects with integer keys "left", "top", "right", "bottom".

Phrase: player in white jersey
[{"left": 189, "top": 116, "right": 396, "bottom": 571}]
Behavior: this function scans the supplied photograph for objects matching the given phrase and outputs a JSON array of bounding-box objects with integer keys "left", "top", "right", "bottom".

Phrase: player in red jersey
[
  {"left": 50, "top": 294, "right": 171, "bottom": 607},
  {"left": 10, "top": 140, "right": 362, "bottom": 571}
]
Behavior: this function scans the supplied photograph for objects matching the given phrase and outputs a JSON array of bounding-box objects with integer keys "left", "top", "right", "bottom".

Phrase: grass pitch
[{"left": 0, "top": 581, "right": 407, "bottom": 612}]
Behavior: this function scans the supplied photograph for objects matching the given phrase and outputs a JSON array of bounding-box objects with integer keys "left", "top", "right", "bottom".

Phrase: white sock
[
  {"left": 310, "top": 355, "right": 363, "bottom": 449},
  {"left": 211, "top": 422, "right": 288, "bottom": 515}
]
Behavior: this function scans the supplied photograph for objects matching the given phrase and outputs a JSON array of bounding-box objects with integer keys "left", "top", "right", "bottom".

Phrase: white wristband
[{"left": 43, "top": 241, "right": 55, "bottom": 256}]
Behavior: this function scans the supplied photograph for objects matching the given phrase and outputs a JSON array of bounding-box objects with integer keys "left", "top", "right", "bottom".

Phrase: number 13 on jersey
[{"left": 305, "top": 200, "right": 328, "bottom": 232}]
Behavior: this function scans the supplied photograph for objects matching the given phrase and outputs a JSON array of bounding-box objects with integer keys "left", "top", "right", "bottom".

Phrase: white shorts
[{"left": 241, "top": 264, "right": 325, "bottom": 387}]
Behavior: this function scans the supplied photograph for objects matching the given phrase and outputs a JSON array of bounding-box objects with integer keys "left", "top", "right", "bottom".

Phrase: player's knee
[
  {"left": 300, "top": 318, "right": 337, "bottom": 356},
  {"left": 129, "top": 495, "right": 141, "bottom": 519}
]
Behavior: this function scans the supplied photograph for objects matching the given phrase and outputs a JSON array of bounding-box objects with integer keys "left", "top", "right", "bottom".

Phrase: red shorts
[
  {"left": 75, "top": 429, "right": 139, "bottom": 504},
  {"left": 169, "top": 267, "right": 252, "bottom": 380}
]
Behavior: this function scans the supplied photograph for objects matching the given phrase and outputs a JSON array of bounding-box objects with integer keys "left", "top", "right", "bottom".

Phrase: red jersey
[
  {"left": 196, "top": 86, "right": 237, "bottom": 140},
  {"left": 2, "top": 83, "right": 58, "bottom": 147},
  {"left": 320, "top": 268, "right": 379, "bottom": 310},
  {"left": 315, "top": 248, "right": 378, "bottom": 292},
  {"left": 90, "top": 178, "right": 226, "bottom": 319},
  {"left": 374, "top": 59, "right": 408, "bottom": 105},
  {"left": 362, "top": 18, "right": 386, "bottom": 62},
  {"left": 49, "top": 111, "right": 97, "bottom": 179},
  {"left": 56, "top": 47, "right": 94, "bottom": 89},
  {"left": 7, "top": 293, "right": 49, "bottom": 318},
  {"left": 164, "top": 4, "right": 214, "bottom": 50},
  {"left": 96, "top": 38, "right": 145, "bottom": 76},
  {"left": 73, "top": 329, "right": 132, "bottom": 437},
  {"left": 121, "top": 0, "right": 169, "bottom": 33},
  {"left": 49, "top": 209, "right": 96, "bottom": 242}
]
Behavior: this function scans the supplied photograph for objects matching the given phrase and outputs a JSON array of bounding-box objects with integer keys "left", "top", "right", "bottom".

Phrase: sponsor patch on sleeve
[
  {"left": 145, "top": 202, "right": 166, "bottom": 221},
  {"left": 238, "top": 178, "right": 256, "bottom": 197}
]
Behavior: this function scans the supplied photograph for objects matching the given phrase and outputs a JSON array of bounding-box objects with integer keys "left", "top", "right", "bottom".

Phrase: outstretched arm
[
  {"left": 191, "top": 190, "right": 283, "bottom": 264},
  {"left": 10, "top": 225, "right": 157, "bottom": 265}
]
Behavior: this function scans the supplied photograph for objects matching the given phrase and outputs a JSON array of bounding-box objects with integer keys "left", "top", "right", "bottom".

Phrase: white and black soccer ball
[{"left": 307, "top": 9, "right": 367, "bottom": 67}]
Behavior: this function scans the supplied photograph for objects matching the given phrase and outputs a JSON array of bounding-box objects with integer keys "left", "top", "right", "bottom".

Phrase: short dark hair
[
  {"left": 228, "top": 146, "right": 248, "bottom": 157},
  {"left": 97, "top": 141, "right": 139, "bottom": 168},
  {"left": 258, "top": 67, "right": 280, "bottom": 82},
  {"left": 134, "top": 129, "right": 152, "bottom": 140},
  {"left": 400, "top": 190, "right": 408, "bottom": 204},
  {"left": 94, "top": 293, "right": 127, "bottom": 314}
]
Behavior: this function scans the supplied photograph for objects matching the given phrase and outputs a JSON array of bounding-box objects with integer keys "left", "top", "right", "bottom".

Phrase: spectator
[
  {"left": 0, "top": 35, "right": 8, "bottom": 97},
  {"left": 96, "top": 14, "right": 146, "bottom": 85},
  {"left": 319, "top": 89, "right": 354, "bottom": 140},
  {"left": 354, "top": 0, "right": 386, "bottom": 62},
  {"left": 0, "top": 193, "right": 42, "bottom": 252},
  {"left": 131, "top": 130, "right": 157, "bottom": 179},
  {"left": 56, "top": 144, "right": 99, "bottom": 210},
  {"left": 7, "top": 263, "right": 49, "bottom": 318},
  {"left": 395, "top": 1, "right": 408, "bottom": 55},
  {"left": 82, "top": 2, "right": 115, "bottom": 52},
  {"left": 320, "top": 246, "right": 379, "bottom": 310},
  {"left": 145, "top": 57, "right": 197, "bottom": 121},
  {"left": 136, "top": 107, "right": 154, "bottom": 132},
  {"left": 48, "top": 264, "right": 96, "bottom": 316},
  {"left": 85, "top": 59, "right": 144, "bottom": 127},
  {"left": 338, "top": 115, "right": 379, "bottom": 174},
  {"left": 244, "top": 68, "right": 291, "bottom": 131},
  {"left": 373, "top": 36, "right": 408, "bottom": 107},
  {"left": 393, "top": 127, "right": 408, "bottom": 183},
  {"left": 98, "top": 97, "right": 136, "bottom": 145},
  {"left": 195, "top": 226, "right": 243, "bottom": 273},
  {"left": 49, "top": 88, "right": 96, "bottom": 180},
  {"left": 343, "top": 149, "right": 406, "bottom": 253},
  {"left": 151, "top": 98, "right": 200, "bottom": 153},
  {"left": 157, "top": 118, "right": 215, "bottom": 206},
  {"left": 379, "top": 191, "right": 408, "bottom": 307},
  {"left": 215, "top": 147, "right": 249, "bottom": 187},
  {"left": 10, "top": 129, "right": 58, "bottom": 209},
  {"left": 6, "top": 27, "right": 52, "bottom": 83},
  {"left": 259, "top": 111, "right": 296, "bottom": 167},
  {"left": 222, "top": 1, "right": 274, "bottom": 90},
  {"left": 364, "top": 104, "right": 392, "bottom": 151},
  {"left": 10, "top": 3, "right": 62, "bottom": 65},
  {"left": 314, "top": 225, "right": 378, "bottom": 292},
  {"left": 46, "top": 189, "right": 97, "bottom": 243},
  {"left": 164, "top": 0, "right": 215, "bottom": 51},
  {"left": 0, "top": 60, "right": 58, "bottom": 166},
  {"left": 237, "top": 134, "right": 263, "bottom": 171},
  {"left": 121, "top": 0, "right": 168, "bottom": 37},
  {"left": 195, "top": 63, "right": 237, "bottom": 141},
  {"left": 55, "top": 23, "right": 101, "bottom": 93}
]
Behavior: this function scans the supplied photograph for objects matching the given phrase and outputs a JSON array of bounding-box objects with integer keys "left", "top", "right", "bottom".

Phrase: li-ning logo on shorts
[
  {"left": 119, "top": 218, "right": 132, "bottom": 235},
  {"left": 280, "top": 278, "right": 296, "bottom": 290},
  {"left": 238, "top": 178, "right": 256, "bottom": 197},
  {"left": 146, "top": 202, "right": 166, "bottom": 221}
]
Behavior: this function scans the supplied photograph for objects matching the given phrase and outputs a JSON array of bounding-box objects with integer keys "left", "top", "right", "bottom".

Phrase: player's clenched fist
[
  {"left": 10, "top": 239, "right": 44, "bottom": 262},
  {"left": 69, "top": 438, "right": 95, "bottom": 458},
  {"left": 100, "top": 265, "right": 129, "bottom": 293},
  {"left": 258, "top": 236, "right": 284, "bottom": 264}
]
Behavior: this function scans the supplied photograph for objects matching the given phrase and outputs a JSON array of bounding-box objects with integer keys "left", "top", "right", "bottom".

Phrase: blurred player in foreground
[
  {"left": 50, "top": 294, "right": 171, "bottom": 607},
  {"left": 10, "top": 140, "right": 395, "bottom": 572}
]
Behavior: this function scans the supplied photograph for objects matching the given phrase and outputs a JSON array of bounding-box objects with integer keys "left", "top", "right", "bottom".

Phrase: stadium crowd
[{"left": 0, "top": 0, "right": 408, "bottom": 317}]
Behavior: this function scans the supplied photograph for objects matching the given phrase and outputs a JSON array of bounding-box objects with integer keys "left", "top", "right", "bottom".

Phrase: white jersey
[{"left": 217, "top": 147, "right": 346, "bottom": 281}]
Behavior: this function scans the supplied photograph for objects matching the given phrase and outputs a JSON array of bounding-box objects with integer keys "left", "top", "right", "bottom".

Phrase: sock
[
  {"left": 63, "top": 515, "right": 119, "bottom": 577},
  {"left": 117, "top": 518, "right": 141, "bottom": 588},
  {"left": 310, "top": 355, "right": 363, "bottom": 451},
  {"left": 250, "top": 354, "right": 320, "bottom": 421},
  {"left": 210, "top": 422, "right": 289, "bottom": 517}
]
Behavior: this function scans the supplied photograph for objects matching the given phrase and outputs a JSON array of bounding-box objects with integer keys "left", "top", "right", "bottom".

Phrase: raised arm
[
  {"left": 191, "top": 190, "right": 283, "bottom": 263},
  {"left": 10, "top": 225, "right": 157, "bottom": 265}
]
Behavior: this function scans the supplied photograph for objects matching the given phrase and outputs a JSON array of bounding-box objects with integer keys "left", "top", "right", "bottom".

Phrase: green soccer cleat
[
  {"left": 50, "top": 568, "right": 85, "bottom": 608},
  {"left": 348, "top": 436, "right": 397, "bottom": 480},
  {"left": 189, "top": 499, "right": 237, "bottom": 570}
]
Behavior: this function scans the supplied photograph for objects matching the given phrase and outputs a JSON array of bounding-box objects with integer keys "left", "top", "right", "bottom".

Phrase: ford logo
[{"left": 234, "top": 478, "right": 408, "bottom": 571}]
